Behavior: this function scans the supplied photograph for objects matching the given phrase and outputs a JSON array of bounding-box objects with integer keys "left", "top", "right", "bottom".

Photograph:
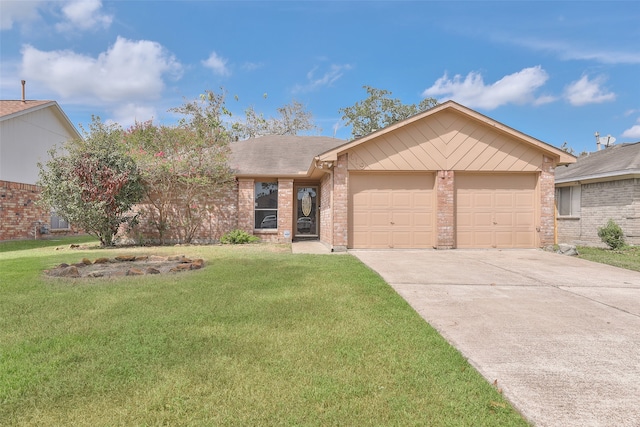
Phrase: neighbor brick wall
[
  {"left": 557, "top": 178, "right": 640, "bottom": 246},
  {"left": 436, "top": 170, "right": 455, "bottom": 249},
  {"left": 0, "top": 180, "right": 48, "bottom": 240},
  {"left": 332, "top": 154, "right": 348, "bottom": 251},
  {"left": 539, "top": 156, "right": 556, "bottom": 247}
]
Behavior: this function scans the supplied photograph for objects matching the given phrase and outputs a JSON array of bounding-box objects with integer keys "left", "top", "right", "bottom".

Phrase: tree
[
  {"left": 38, "top": 117, "right": 144, "bottom": 246},
  {"left": 231, "top": 99, "right": 320, "bottom": 139},
  {"left": 126, "top": 90, "right": 234, "bottom": 244},
  {"left": 339, "top": 86, "right": 438, "bottom": 138},
  {"left": 560, "top": 141, "right": 576, "bottom": 155}
]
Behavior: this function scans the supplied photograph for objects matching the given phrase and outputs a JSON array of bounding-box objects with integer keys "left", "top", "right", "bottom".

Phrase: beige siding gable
[{"left": 347, "top": 110, "right": 544, "bottom": 172}]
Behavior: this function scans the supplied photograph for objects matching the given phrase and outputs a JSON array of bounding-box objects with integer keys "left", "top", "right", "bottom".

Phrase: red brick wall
[
  {"left": 436, "top": 170, "right": 455, "bottom": 249},
  {"left": 237, "top": 179, "right": 254, "bottom": 233},
  {"left": 0, "top": 180, "right": 48, "bottom": 240},
  {"left": 332, "top": 154, "right": 348, "bottom": 250},
  {"left": 319, "top": 172, "right": 333, "bottom": 246},
  {"left": 276, "top": 179, "right": 293, "bottom": 243},
  {"left": 122, "top": 182, "right": 238, "bottom": 244}
]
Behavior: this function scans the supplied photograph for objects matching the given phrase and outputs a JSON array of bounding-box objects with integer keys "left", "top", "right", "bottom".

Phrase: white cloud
[
  {"left": 56, "top": 0, "right": 112, "bottom": 32},
  {"left": 202, "top": 52, "right": 230, "bottom": 76},
  {"left": 621, "top": 118, "right": 640, "bottom": 140},
  {"left": 422, "top": 66, "right": 550, "bottom": 110},
  {"left": 242, "top": 61, "right": 264, "bottom": 71},
  {"left": 21, "top": 36, "right": 182, "bottom": 104},
  {"left": 293, "top": 64, "right": 353, "bottom": 93},
  {"left": 564, "top": 75, "right": 615, "bottom": 106},
  {"left": 512, "top": 37, "right": 640, "bottom": 65},
  {"left": 0, "top": 1, "right": 42, "bottom": 30},
  {"left": 108, "top": 103, "right": 158, "bottom": 129}
]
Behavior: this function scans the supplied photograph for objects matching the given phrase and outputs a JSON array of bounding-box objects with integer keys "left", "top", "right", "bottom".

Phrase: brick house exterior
[
  {"left": 555, "top": 142, "right": 640, "bottom": 246},
  {"left": 226, "top": 101, "right": 574, "bottom": 250},
  {"left": 0, "top": 99, "right": 82, "bottom": 241}
]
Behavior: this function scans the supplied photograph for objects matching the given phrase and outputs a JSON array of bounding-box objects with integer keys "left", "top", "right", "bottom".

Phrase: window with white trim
[
  {"left": 254, "top": 182, "right": 278, "bottom": 229},
  {"left": 556, "top": 186, "right": 581, "bottom": 217}
]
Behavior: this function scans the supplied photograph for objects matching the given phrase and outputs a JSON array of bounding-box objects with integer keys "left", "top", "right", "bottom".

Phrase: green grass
[
  {"left": 0, "top": 238, "right": 528, "bottom": 426},
  {"left": 577, "top": 245, "right": 640, "bottom": 272}
]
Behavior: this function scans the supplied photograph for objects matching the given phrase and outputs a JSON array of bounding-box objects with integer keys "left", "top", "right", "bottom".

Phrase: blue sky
[{"left": 1, "top": 1, "right": 639, "bottom": 154}]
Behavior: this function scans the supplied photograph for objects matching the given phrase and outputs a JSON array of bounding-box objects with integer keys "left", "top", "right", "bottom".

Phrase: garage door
[
  {"left": 456, "top": 174, "right": 537, "bottom": 248},
  {"left": 349, "top": 173, "right": 435, "bottom": 249}
]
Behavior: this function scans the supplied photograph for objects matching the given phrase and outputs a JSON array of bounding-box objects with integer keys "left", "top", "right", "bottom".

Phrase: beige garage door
[
  {"left": 456, "top": 174, "right": 537, "bottom": 248},
  {"left": 349, "top": 173, "right": 435, "bottom": 249}
]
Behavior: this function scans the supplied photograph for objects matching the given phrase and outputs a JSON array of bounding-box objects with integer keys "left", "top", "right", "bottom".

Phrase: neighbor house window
[
  {"left": 255, "top": 182, "right": 278, "bottom": 229},
  {"left": 50, "top": 210, "right": 70, "bottom": 229},
  {"left": 556, "top": 186, "right": 581, "bottom": 217}
]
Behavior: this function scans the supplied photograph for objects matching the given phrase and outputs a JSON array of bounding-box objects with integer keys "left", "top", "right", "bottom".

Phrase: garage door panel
[
  {"left": 350, "top": 173, "right": 435, "bottom": 248},
  {"left": 456, "top": 174, "right": 537, "bottom": 249},
  {"left": 495, "top": 193, "right": 515, "bottom": 208},
  {"left": 515, "top": 212, "right": 535, "bottom": 226},
  {"left": 370, "top": 212, "right": 391, "bottom": 226},
  {"left": 391, "top": 192, "right": 412, "bottom": 207},
  {"left": 473, "top": 212, "right": 494, "bottom": 226},
  {"left": 515, "top": 193, "right": 533, "bottom": 206},
  {"left": 494, "top": 212, "right": 514, "bottom": 226},
  {"left": 370, "top": 232, "right": 390, "bottom": 246},
  {"left": 414, "top": 193, "right": 432, "bottom": 208},
  {"left": 414, "top": 212, "right": 432, "bottom": 227},
  {"left": 473, "top": 193, "right": 493, "bottom": 208},
  {"left": 495, "top": 232, "right": 514, "bottom": 247},
  {"left": 371, "top": 192, "right": 391, "bottom": 207},
  {"left": 392, "top": 212, "right": 412, "bottom": 227}
]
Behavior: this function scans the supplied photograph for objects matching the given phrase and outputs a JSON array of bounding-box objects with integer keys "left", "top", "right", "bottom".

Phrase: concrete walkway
[
  {"left": 291, "top": 240, "right": 334, "bottom": 254},
  {"left": 350, "top": 249, "right": 640, "bottom": 427}
]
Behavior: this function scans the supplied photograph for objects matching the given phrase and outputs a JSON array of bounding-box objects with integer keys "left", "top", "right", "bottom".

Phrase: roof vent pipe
[
  {"left": 595, "top": 131, "right": 601, "bottom": 151},
  {"left": 21, "top": 80, "right": 26, "bottom": 103}
]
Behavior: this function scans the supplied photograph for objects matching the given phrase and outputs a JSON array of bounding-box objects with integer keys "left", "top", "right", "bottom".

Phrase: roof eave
[{"left": 555, "top": 169, "right": 640, "bottom": 184}]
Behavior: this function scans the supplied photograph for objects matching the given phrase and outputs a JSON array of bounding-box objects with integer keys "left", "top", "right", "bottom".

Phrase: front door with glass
[{"left": 296, "top": 187, "right": 318, "bottom": 237}]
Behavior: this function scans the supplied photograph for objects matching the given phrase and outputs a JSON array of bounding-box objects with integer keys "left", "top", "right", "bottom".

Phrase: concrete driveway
[{"left": 349, "top": 249, "right": 640, "bottom": 427}]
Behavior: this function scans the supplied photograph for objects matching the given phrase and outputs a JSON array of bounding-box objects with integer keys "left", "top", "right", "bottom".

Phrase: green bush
[
  {"left": 220, "top": 229, "right": 260, "bottom": 244},
  {"left": 597, "top": 219, "right": 626, "bottom": 250}
]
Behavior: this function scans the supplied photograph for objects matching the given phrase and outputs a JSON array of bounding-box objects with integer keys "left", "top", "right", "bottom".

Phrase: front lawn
[
  {"left": 577, "top": 245, "right": 640, "bottom": 272},
  {"left": 0, "top": 238, "right": 528, "bottom": 426}
]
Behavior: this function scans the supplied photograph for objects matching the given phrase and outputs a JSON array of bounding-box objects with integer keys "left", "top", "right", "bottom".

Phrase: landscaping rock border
[{"left": 44, "top": 254, "right": 205, "bottom": 278}]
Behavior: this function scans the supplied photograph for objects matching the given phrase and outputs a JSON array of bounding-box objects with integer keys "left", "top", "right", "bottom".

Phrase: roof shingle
[
  {"left": 229, "top": 135, "right": 346, "bottom": 176},
  {"left": 555, "top": 142, "right": 640, "bottom": 183},
  {"left": 0, "top": 100, "right": 54, "bottom": 118}
]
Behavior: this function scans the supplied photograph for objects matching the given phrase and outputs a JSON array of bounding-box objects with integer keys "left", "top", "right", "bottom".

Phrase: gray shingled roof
[
  {"left": 229, "top": 135, "right": 347, "bottom": 176},
  {"left": 555, "top": 142, "right": 640, "bottom": 183}
]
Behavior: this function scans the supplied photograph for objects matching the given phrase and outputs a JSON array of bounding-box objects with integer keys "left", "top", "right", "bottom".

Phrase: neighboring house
[
  {"left": 555, "top": 142, "right": 640, "bottom": 246},
  {"left": 0, "top": 98, "right": 82, "bottom": 241},
  {"left": 226, "top": 101, "right": 575, "bottom": 250}
]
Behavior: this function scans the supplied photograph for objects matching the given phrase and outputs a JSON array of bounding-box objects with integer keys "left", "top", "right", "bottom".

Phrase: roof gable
[
  {"left": 0, "top": 100, "right": 81, "bottom": 140},
  {"left": 318, "top": 101, "right": 575, "bottom": 167}
]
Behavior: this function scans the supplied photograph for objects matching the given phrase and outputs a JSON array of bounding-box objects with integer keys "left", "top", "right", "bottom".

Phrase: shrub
[
  {"left": 220, "top": 229, "right": 260, "bottom": 244},
  {"left": 597, "top": 219, "right": 626, "bottom": 250}
]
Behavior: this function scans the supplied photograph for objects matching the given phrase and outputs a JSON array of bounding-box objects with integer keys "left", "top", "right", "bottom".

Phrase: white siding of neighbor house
[
  {"left": 557, "top": 178, "right": 640, "bottom": 246},
  {"left": 0, "top": 107, "right": 76, "bottom": 185}
]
